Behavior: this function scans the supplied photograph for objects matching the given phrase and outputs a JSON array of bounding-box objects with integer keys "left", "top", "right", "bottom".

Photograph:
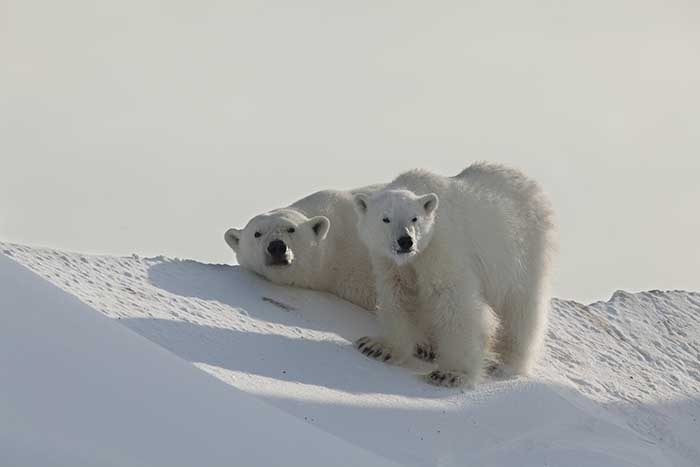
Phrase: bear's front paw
[
  {"left": 424, "top": 370, "right": 473, "bottom": 388},
  {"left": 355, "top": 336, "right": 396, "bottom": 364},
  {"left": 414, "top": 343, "right": 436, "bottom": 362}
]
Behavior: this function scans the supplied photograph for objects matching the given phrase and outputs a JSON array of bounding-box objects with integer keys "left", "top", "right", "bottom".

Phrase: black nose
[
  {"left": 267, "top": 240, "right": 287, "bottom": 257},
  {"left": 397, "top": 236, "right": 413, "bottom": 251}
]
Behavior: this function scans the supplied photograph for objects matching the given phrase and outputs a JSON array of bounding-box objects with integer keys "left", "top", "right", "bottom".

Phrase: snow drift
[
  {"left": 1, "top": 242, "right": 698, "bottom": 466},
  {"left": 0, "top": 253, "right": 397, "bottom": 467}
]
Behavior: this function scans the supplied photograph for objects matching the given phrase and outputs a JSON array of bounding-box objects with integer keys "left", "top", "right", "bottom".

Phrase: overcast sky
[{"left": 2, "top": 0, "right": 699, "bottom": 302}]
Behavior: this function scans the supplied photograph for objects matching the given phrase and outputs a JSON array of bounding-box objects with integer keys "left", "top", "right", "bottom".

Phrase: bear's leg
[
  {"left": 494, "top": 286, "right": 549, "bottom": 377},
  {"left": 355, "top": 311, "right": 419, "bottom": 364},
  {"left": 426, "top": 290, "right": 497, "bottom": 388},
  {"left": 355, "top": 260, "right": 420, "bottom": 365}
]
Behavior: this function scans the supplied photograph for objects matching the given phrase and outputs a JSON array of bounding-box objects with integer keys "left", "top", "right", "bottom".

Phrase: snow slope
[
  {"left": 0, "top": 253, "right": 398, "bottom": 467},
  {"left": 2, "top": 242, "right": 699, "bottom": 466}
]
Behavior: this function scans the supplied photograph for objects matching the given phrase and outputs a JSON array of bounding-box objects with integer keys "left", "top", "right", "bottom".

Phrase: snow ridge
[{"left": 2, "top": 242, "right": 698, "bottom": 466}]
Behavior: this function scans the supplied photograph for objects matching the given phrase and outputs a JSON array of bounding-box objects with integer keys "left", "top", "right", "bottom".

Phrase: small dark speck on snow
[{"left": 262, "top": 296, "right": 296, "bottom": 311}]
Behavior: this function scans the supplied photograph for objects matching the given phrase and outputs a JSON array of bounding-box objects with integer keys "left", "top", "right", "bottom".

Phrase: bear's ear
[
  {"left": 224, "top": 228, "right": 243, "bottom": 253},
  {"left": 353, "top": 193, "right": 369, "bottom": 216},
  {"left": 419, "top": 193, "right": 439, "bottom": 215},
  {"left": 307, "top": 216, "right": 330, "bottom": 240}
]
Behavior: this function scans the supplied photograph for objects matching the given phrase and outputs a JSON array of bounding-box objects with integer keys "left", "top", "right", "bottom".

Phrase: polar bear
[
  {"left": 225, "top": 186, "right": 383, "bottom": 311},
  {"left": 352, "top": 163, "right": 556, "bottom": 387}
]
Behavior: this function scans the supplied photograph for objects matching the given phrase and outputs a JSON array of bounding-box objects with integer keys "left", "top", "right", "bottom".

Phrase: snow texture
[{"left": 1, "top": 242, "right": 698, "bottom": 466}]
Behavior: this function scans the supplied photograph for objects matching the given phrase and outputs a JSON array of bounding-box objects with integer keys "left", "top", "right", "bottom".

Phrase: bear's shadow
[{"left": 141, "top": 259, "right": 448, "bottom": 398}]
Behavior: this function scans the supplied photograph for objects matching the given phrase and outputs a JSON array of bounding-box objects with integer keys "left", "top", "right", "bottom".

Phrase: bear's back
[
  {"left": 291, "top": 184, "right": 386, "bottom": 229},
  {"left": 391, "top": 163, "right": 554, "bottom": 233}
]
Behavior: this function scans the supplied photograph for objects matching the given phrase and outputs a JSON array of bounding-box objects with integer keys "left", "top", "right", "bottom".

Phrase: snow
[
  {"left": 1, "top": 242, "right": 698, "bottom": 466},
  {"left": 0, "top": 253, "right": 398, "bottom": 467}
]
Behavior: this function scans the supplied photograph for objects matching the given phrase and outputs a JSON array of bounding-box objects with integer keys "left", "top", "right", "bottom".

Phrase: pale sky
[{"left": 2, "top": 1, "right": 699, "bottom": 303}]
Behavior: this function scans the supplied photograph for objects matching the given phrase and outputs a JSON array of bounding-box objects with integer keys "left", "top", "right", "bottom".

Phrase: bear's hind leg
[{"left": 494, "top": 286, "right": 548, "bottom": 377}]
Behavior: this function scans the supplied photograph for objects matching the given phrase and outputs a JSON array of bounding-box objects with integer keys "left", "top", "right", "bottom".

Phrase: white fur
[
  {"left": 225, "top": 186, "right": 384, "bottom": 311},
  {"left": 353, "top": 163, "right": 556, "bottom": 387}
]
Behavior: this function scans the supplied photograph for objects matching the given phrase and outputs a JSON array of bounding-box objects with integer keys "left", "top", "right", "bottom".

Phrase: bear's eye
[
  {"left": 382, "top": 217, "right": 390, "bottom": 224},
  {"left": 412, "top": 217, "right": 418, "bottom": 223},
  {"left": 287, "top": 227, "right": 295, "bottom": 233},
  {"left": 254, "top": 232, "right": 262, "bottom": 238}
]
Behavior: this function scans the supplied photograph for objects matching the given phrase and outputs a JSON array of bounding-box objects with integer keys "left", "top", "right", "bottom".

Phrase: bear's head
[
  {"left": 353, "top": 189, "right": 439, "bottom": 266},
  {"left": 224, "top": 209, "right": 330, "bottom": 286}
]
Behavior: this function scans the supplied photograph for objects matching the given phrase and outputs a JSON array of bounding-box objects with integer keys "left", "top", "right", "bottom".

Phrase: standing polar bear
[
  {"left": 353, "top": 163, "right": 556, "bottom": 387},
  {"left": 225, "top": 186, "right": 383, "bottom": 311}
]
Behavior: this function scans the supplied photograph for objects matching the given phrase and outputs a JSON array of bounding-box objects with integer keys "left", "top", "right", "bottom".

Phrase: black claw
[
  {"left": 373, "top": 349, "right": 382, "bottom": 358},
  {"left": 415, "top": 345, "right": 437, "bottom": 362},
  {"left": 383, "top": 354, "right": 391, "bottom": 362},
  {"left": 450, "top": 376, "right": 457, "bottom": 384},
  {"left": 358, "top": 342, "right": 366, "bottom": 349}
]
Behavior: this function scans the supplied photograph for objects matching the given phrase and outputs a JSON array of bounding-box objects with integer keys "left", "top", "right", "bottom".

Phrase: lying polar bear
[
  {"left": 352, "top": 163, "right": 556, "bottom": 387},
  {"left": 225, "top": 186, "right": 383, "bottom": 311}
]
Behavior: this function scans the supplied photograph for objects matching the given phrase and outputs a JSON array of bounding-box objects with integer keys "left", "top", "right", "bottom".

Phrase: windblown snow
[{"left": 1, "top": 242, "right": 698, "bottom": 466}]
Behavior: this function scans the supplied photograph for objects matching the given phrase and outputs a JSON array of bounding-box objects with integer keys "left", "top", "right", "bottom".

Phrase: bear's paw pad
[{"left": 355, "top": 337, "right": 395, "bottom": 363}]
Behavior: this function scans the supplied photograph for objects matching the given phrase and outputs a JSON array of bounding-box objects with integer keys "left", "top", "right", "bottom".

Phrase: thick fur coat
[{"left": 353, "top": 163, "right": 556, "bottom": 387}]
